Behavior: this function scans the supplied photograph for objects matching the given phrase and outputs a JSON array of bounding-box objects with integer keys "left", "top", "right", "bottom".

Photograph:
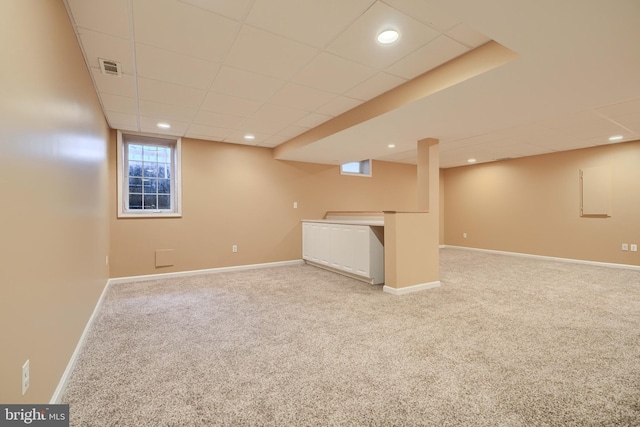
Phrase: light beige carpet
[{"left": 62, "top": 249, "right": 640, "bottom": 426}]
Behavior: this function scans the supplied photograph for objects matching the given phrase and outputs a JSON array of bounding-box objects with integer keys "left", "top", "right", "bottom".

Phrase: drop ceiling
[{"left": 64, "top": 0, "right": 640, "bottom": 168}]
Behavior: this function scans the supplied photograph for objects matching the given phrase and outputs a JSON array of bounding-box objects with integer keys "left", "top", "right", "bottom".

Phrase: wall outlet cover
[{"left": 22, "top": 360, "right": 29, "bottom": 395}]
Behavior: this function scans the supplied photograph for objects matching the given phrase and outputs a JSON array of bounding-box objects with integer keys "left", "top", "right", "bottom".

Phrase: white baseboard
[
  {"left": 50, "top": 278, "right": 111, "bottom": 404},
  {"left": 442, "top": 245, "right": 640, "bottom": 271},
  {"left": 383, "top": 281, "right": 441, "bottom": 295},
  {"left": 107, "top": 259, "right": 304, "bottom": 285}
]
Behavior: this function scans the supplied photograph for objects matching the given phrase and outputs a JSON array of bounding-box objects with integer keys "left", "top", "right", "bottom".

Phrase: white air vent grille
[{"left": 99, "top": 58, "right": 122, "bottom": 77}]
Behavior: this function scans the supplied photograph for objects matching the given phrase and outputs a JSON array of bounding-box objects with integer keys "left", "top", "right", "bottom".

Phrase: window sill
[{"left": 118, "top": 212, "right": 182, "bottom": 219}]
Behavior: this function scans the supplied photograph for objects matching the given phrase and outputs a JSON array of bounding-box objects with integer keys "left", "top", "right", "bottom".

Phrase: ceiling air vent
[{"left": 98, "top": 58, "right": 122, "bottom": 77}]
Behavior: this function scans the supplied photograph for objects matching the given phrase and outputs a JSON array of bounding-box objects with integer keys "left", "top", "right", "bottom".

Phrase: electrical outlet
[
  {"left": 105, "top": 255, "right": 109, "bottom": 265},
  {"left": 22, "top": 360, "right": 29, "bottom": 395},
  {"left": 232, "top": 245, "right": 238, "bottom": 253},
  {"left": 622, "top": 243, "right": 629, "bottom": 251},
  {"left": 293, "top": 202, "right": 298, "bottom": 209},
  {"left": 463, "top": 233, "right": 467, "bottom": 239},
  {"left": 631, "top": 244, "right": 638, "bottom": 252}
]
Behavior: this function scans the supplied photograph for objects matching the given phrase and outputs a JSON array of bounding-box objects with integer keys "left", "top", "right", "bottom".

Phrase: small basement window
[
  {"left": 117, "top": 131, "right": 182, "bottom": 218},
  {"left": 340, "top": 159, "right": 372, "bottom": 177}
]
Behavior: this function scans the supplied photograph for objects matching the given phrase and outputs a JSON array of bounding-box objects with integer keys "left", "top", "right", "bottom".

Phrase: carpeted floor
[{"left": 62, "top": 249, "right": 640, "bottom": 426}]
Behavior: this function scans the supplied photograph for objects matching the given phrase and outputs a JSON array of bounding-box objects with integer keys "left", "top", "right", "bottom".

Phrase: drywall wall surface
[
  {"left": 384, "top": 211, "right": 439, "bottom": 288},
  {"left": 0, "top": 0, "right": 110, "bottom": 403},
  {"left": 439, "top": 169, "right": 445, "bottom": 245},
  {"left": 444, "top": 140, "right": 640, "bottom": 265},
  {"left": 109, "top": 137, "right": 418, "bottom": 277}
]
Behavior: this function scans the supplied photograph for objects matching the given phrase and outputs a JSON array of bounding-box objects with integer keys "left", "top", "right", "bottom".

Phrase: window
[
  {"left": 117, "top": 131, "right": 182, "bottom": 218},
  {"left": 340, "top": 159, "right": 372, "bottom": 177}
]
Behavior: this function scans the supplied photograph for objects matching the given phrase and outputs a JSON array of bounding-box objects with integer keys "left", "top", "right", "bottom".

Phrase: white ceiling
[{"left": 64, "top": 0, "right": 640, "bottom": 168}]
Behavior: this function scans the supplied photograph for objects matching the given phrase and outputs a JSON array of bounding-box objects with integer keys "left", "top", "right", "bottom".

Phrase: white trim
[
  {"left": 50, "top": 279, "right": 111, "bottom": 404},
  {"left": 383, "top": 281, "right": 441, "bottom": 295},
  {"left": 108, "top": 259, "right": 305, "bottom": 285},
  {"left": 117, "top": 131, "right": 182, "bottom": 218},
  {"left": 442, "top": 245, "right": 640, "bottom": 271}
]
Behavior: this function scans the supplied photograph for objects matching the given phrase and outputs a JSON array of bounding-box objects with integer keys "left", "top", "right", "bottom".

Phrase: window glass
[{"left": 340, "top": 160, "right": 372, "bottom": 177}]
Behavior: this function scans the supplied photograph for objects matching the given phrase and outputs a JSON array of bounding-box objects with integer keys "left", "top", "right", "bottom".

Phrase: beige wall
[
  {"left": 109, "top": 137, "right": 418, "bottom": 277},
  {"left": 0, "top": 1, "right": 110, "bottom": 403},
  {"left": 444, "top": 140, "right": 640, "bottom": 266}
]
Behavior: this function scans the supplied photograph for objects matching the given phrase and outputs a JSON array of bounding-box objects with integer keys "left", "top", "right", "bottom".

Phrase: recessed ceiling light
[
  {"left": 608, "top": 135, "right": 623, "bottom": 142},
  {"left": 388, "top": 144, "right": 396, "bottom": 148},
  {"left": 157, "top": 122, "right": 171, "bottom": 129},
  {"left": 467, "top": 158, "right": 477, "bottom": 163},
  {"left": 377, "top": 29, "right": 399, "bottom": 45},
  {"left": 243, "top": 134, "right": 255, "bottom": 141}
]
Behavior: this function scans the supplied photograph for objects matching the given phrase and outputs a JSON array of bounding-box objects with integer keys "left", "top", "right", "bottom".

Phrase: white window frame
[
  {"left": 340, "top": 159, "right": 372, "bottom": 177},
  {"left": 117, "top": 130, "right": 182, "bottom": 218}
]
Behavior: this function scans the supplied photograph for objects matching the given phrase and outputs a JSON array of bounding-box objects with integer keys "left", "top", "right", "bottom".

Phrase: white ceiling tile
[
  {"left": 132, "top": 0, "right": 239, "bottom": 62},
  {"left": 224, "top": 131, "right": 270, "bottom": 145},
  {"left": 326, "top": 2, "right": 440, "bottom": 70},
  {"left": 137, "top": 77, "right": 205, "bottom": 109},
  {"left": 245, "top": 0, "right": 375, "bottom": 48},
  {"left": 210, "top": 66, "right": 286, "bottom": 102},
  {"left": 135, "top": 44, "right": 219, "bottom": 89},
  {"left": 100, "top": 93, "right": 137, "bottom": 115},
  {"left": 446, "top": 23, "right": 491, "bottom": 48},
  {"left": 110, "top": 123, "right": 139, "bottom": 133},
  {"left": 382, "top": 0, "right": 461, "bottom": 32},
  {"left": 251, "top": 104, "right": 309, "bottom": 126},
  {"left": 193, "top": 110, "right": 245, "bottom": 128},
  {"left": 440, "top": 139, "right": 481, "bottom": 152},
  {"left": 595, "top": 97, "right": 640, "bottom": 118},
  {"left": 316, "top": 96, "right": 363, "bottom": 116},
  {"left": 489, "top": 123, "right": 556, "bottom": 141},
  {"left": 580, "top": 135, "right": 635, "bottom": 148},
  {"left": 440, "top": 146, "right": 495, "bottom": 166},
  {"left": 345, "top": 72, "right": 406, "bottom": 100},
  {"left": 269, "top": 83, "right": 336, "bottom": 111},
  {"left": 77, "top": 28, "right": 133, "bottom": 74},
  {"left": 139, "top": 116, "right": 189, "bottom": 135},
  {"left": 104, "top": 111, "right": 138, "bottom": 128},
  {"left": 537, "top": 111, "right": 629, "bottom": 139},
  {"left": 375, "top": 148, "right": 417, "bottom": 163},
  {"left": 296, "top": 112, "right": 334, "bottom": 128},
  {"left": 277, "top": 125, "right": 310, "bottom": 138},
  {"left": 241, "top": 117, "right": 289, "bottom": 134},
  {"left": 67, "top": 0, "right": 640, "bottom": 169},
  {"left": 527, "top": 133, "right": 586, "bottom": 150},
  {"left": 186, "top": 124, "right": 234, "bottom": 140},
  {"left": 292, "top": 52, "right": 377, "bottom": 94},
  {"left": 259, "top": 135, "right": 290, "bottom": 148},
  {"left": 609, "top": 112, "right": 640, "bottom": 134},
  {"left": 386, "top": 35, "right": 469, "bottom": 79},
  {"left": 224, "top": 26, "right": 318, "bottom": 79},
  {"left": 67, "top": 0, "right": 130, "bottom": 38},
  {"left": 200, "top": 92, "right": 261, "bottom": 117},
  {"left": 138, "top": 100, "right": 196, "bottom": 122},
  {"left": 479, "top": 137, "right": 527, "bottom": 149},
  {"left": 177, "top": 0, "right": 253, "bottom": 21},
  {"left": 91, "top": 68, "right": 136, "bottom": 97}
]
